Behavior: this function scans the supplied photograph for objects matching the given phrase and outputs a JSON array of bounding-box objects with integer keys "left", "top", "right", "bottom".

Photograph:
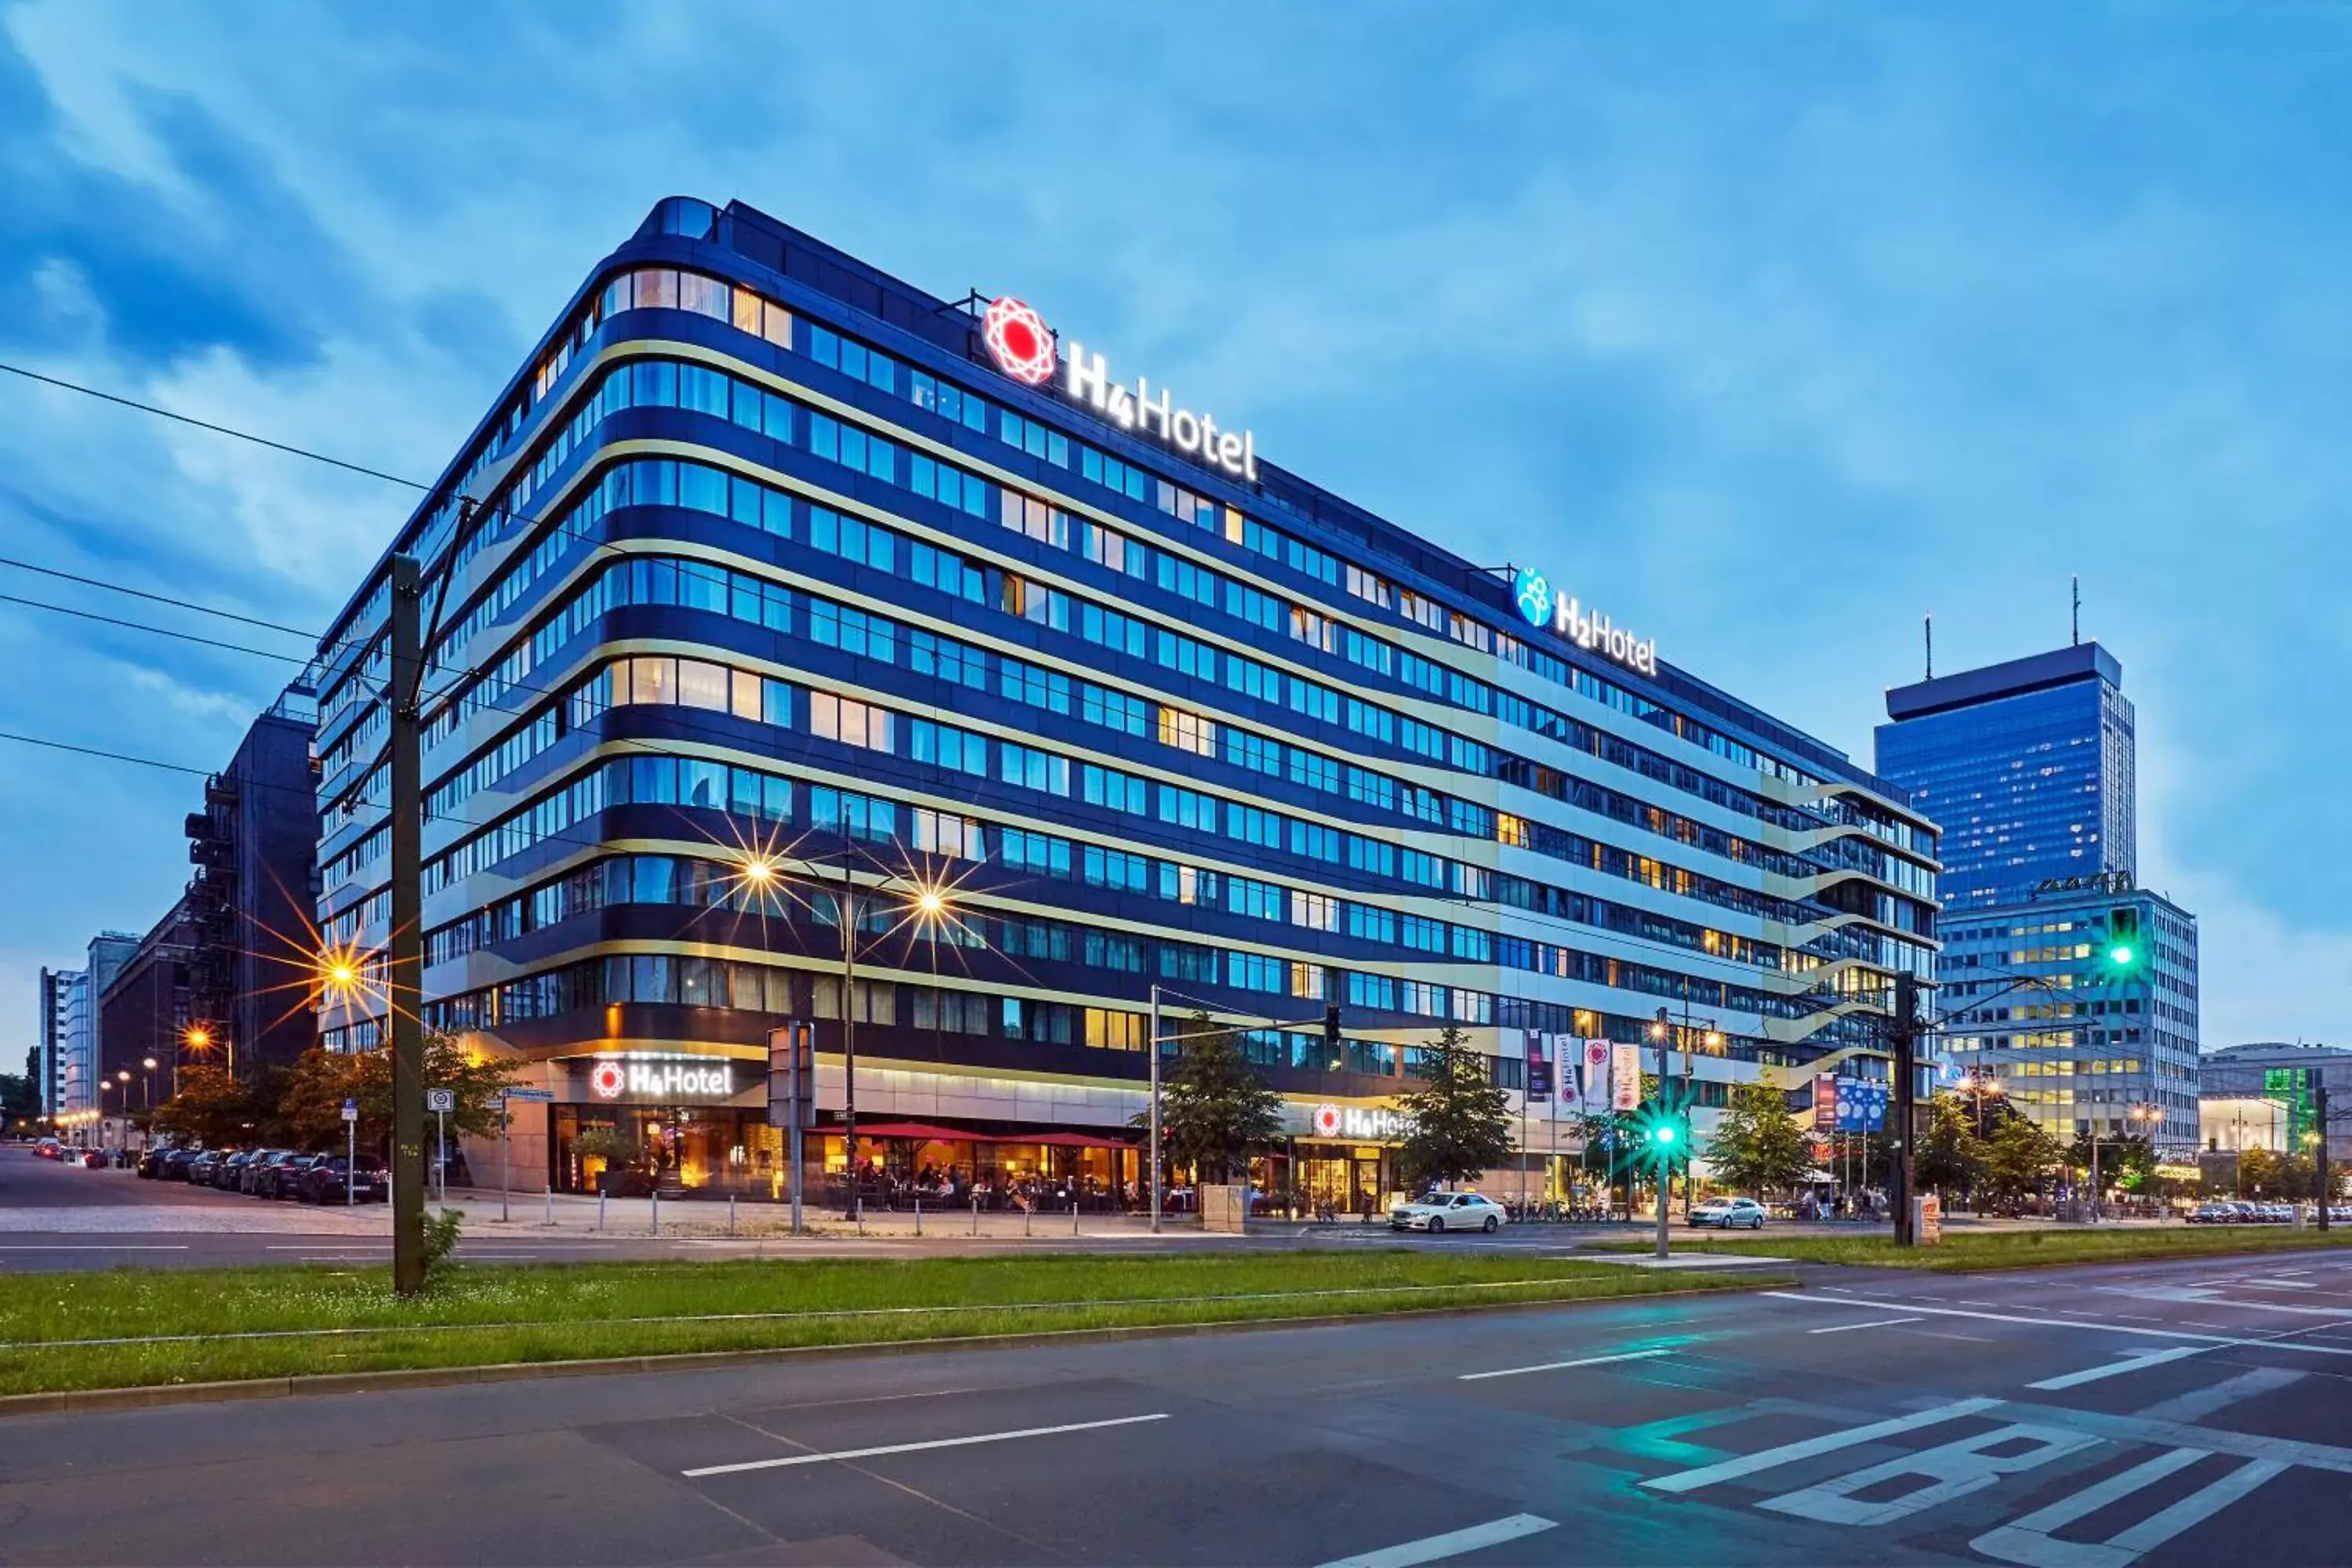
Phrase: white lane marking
[
  {"left": 0, "top": 1244, "right": 188, "bottom": 1250},
  {"left": 1314, "top": 1513, "right": 1558, "bottom": 1568},
  {"left": 1458, "top": 1348, "right": 1673, "bottom": 1381},
  {"left": 1969, "top": 1446, "right": 2208, "bottom": 1567},
  {"left": 2028, "top": 1348, "right": 2209, "bottom": 1390},
  {"left": 1757, "top": 1290, "right": 2352, "bottom": 1357},
  {"left": 2136, "top": 1367, "right": 2305, "bottom": 1425},
  {"left": 2237, "top": 1277, "right": 2318, "bottom": 1290},
  {"left": 681, "top": 1412, "right": 1169, "bottom": 1476},
  {"left": 1980, "top": 1454, "right": 2286, "bottom": 1567},
  {"left": 1806, "top": 1316, "right": 1926, "bottom": 1335},
  {"left": 1759, "top": 1421, "right": 2099, "bottom": 1526},
  {"left": 1642, "top": 1398, "right": 2003, "bottom": 1494}
]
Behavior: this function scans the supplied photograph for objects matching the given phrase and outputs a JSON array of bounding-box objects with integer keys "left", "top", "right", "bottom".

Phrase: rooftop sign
[
  {"left": 1512, "top": 567, "right": 1657, "bottom": 677},
  {"left": 982, "top": 296, "right": 1257, "bottom": 482}
]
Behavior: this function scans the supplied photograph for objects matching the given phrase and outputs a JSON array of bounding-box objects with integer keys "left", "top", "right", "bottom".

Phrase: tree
[
  {"left": 0, "top": 1069, "right": 37, "bottom": 1130},
  {"left": 1915, "top": 1093, "right": 1990, "bottom": 1200},
  {"left": 151, "top": 1066, "right": 257, "bottom": 1147},
  {"left": 1397, "top": 1026, "right": 1513, "bottom": 1190},
  {"left": 265, "top": 1036, "right": 518, "bottom": 1156},
  {"left": 1134, "top": 1011, "right": 1283, "bottom": 1184},
  {"left": 1984, "top": 1116, "right": 2061, "bottom": 1202},
  {"left": 1705, "top": 1076, "right": 1817, "bottom": 1196},
  {"left": 274, "top": 1047, "right": 368, "bottom": 1151}
]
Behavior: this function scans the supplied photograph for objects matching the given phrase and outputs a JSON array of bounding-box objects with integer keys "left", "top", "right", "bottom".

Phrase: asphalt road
[{"left": 5, "top": 1250, "right": 2352, "bottom": 1565}]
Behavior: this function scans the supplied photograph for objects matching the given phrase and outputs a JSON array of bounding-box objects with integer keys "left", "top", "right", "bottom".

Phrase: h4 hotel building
[{"left": 308, "top": 197, "right": 1939, "bottom": 1202}]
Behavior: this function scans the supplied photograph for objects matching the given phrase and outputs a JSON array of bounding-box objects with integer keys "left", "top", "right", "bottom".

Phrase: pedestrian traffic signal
[{"left": 1634, "top": 1102, "right": 1692, "bottom": 1167}]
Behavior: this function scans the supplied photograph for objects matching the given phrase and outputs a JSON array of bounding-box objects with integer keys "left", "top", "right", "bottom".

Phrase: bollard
[
  {"left": 728, "top": 1193, "right": 737, "bottom": 1237},
  {"left": 543, "top": 1187, "right": 554, "bottom": 1228},
  {"left": 597, "top": 1191, "right": 607, "bottom": 1232},
  {"left": 971, "top": 1196, "right": 979, "bottom": 1236},
  {"left": 651, "top": 1189, "right": 660, "bottom": 1237},
  {"left": 1073, "top": 1200, "right": 1080, "bottom": 1236},
  {"left": 915, "top": 1199, "right": 923, "bottom": 1237},
  {"left": 1024, "top": 1203, "right": 1032, "bottom": 1238}
]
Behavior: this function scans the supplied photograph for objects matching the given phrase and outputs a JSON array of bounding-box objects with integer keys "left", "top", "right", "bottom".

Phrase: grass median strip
[
  {"left": 1592, "top": 1226, "right": 2352, "bottom": 1272},
  {"left": 0, "top": 1251, "right": 1779, "bottom": 1397}
]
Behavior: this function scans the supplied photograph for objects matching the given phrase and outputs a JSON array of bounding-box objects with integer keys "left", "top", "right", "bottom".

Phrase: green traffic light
[
  {"left": 1654, "top": 1124, "right": 1677, "bottom": 1145},
  {"left": 2109, "top": 943, "right": 2135, "bottom": 967}
]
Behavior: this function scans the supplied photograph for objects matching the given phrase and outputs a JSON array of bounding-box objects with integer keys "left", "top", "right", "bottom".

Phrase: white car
[
  {"left": 1689, "top": 1196, "right": 1768, "bottom": 1230},
  {"left": 1390, "top": 1191, "right": 1505, "bottom": 1233}
]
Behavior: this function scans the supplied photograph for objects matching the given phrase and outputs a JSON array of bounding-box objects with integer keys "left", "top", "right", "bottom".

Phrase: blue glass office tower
[
  {"left": 308, "top": 197, "right": 1940, "bottom": 1202},
  {"left": 1876, "top": 644, "right": 2133, "bottom": 911}
]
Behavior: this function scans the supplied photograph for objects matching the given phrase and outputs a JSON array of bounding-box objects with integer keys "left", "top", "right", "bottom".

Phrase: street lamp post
[
  {"left": 141, "top": 1057, "right": 157, "bottom": 1112},
  {"left": 1149, "top": 982, "right": 1163, "bottom": 1234}
]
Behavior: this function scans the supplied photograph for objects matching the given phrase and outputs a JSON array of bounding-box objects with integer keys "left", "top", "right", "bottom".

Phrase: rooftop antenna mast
[
  {"left": 1924, "top": 613, "right": 1933, "bottom": 680},
  {"left": 2071, "top": 576, "right": 2081, "bottom": 647}
]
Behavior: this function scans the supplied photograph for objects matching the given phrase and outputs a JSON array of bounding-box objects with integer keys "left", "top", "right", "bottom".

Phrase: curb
[{"left": 0, "top": 1275, "right": 1786, "bottom": 1417}]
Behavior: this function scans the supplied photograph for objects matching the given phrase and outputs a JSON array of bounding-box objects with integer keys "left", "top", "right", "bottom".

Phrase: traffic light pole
[
  {"left": 1891, "top": 971, "right": 1920, "bottom": 1247},
  {"left": 2315, "top": 1075, "right": 2331, "bottom": 1232},
  {"left": 387, "top": 554, "right": 426, "bottom": 1296},
  {"left": 1654, "top": 1031, "right": 1672, "bottom": 1260}
]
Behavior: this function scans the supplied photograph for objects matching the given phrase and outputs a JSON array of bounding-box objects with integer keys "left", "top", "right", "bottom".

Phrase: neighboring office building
[
  {"left": 96, "top": 898, "right": 197, "bottom": 1112},
  {"left": 34, "top": 966, "right": 78, "bottom": 1116},
  {"left": 1877, "top": 644, "right": 2134, "bottom": 912},
  {"left": 39, "top": 933, "right": 136, "bottom": 1118},
  {"left": 1931, "top": 881, "right": 2198, "bottom": 1149},
  {"left": 307, "top": 195, "right": 1941, "bottom": 1200},
  {"left": 181, "top": 683, "right": 321, "bottom": 1078},
  {"left": 2198, "top": 1041, "right": 2352, "bottom": 1155}
]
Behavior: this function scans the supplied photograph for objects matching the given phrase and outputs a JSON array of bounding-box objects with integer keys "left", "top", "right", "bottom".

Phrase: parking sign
[{"left": 425, "top": 1088, "right": 456, "bottom": 1113}]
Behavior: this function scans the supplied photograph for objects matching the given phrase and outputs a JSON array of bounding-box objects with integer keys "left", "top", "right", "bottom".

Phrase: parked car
[
  {"left": 1390, "top": 1190, "right": 1506, "bottom": 1233},
  {"left": 216, "top": 1151, "right": 259, "bottom": 1191},
  {"left": 160, "top": 1147, "right": 200, "bottom": 1181},
  {"left": 34, "top": 1138, "right": 60, "bottom": 1160},
  {"left": 251, "top": 1151, "right": 315, "bottom": 1201},
  {"left": 238, "top": 1150, "right": 293, "bottom": 1195},
  {"left": 185, "top": 1150, "right": 227, "bottom": 1187},
  {"left": 298, "top": 1154, "right": 389, "bottom": 1204},
  {"left": 2187, "top": 1202, "right": 2239, "bottom": 1225},
  {"left": 137, "top": 1145, "right": 174, "bottom": 1178},
  {"left": 1689, "top": 1196, "right": 1769, "bottom": 1230},
  {"left": 78, "top": 1148, "right": 108, "bottom": 1169}
]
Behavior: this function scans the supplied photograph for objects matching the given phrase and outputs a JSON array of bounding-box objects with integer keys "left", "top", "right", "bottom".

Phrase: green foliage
[
  {"left": 1704, "top": 1076, "right": 1817, "bottom": 1195},
  {"left": 1133, "top": 1011, "right": 1284, "bottom": 1183},
  {"left": 567, "top": 1127, "right": 635, "bottom": 1170},
  {"left": 1397, "top": 1025, "right": 1514, "bottom": 1189},
  {"left": 0, "top": 1069, "right": 38, "bottom": 1127},
  {"left": 1915, "top": 1093, "right": 1990, "bottom": 1196},
  {"left": 151, "top": 1065, "right": 258, "bottom": 1147},
  {"left": 420, "top": 1208, "right": 464, "bottom": 1286},
  {"left": 241, "top": 1036, "right": 519, "bottom": 1155},
  {"left": 1984, "top": 1116, "right": 2063, "bottom": 1200}
]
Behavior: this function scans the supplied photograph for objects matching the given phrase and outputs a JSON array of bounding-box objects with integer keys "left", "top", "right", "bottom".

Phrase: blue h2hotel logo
[{"left": 1512, "top": 567, "right": 1552, "bottom": 628}]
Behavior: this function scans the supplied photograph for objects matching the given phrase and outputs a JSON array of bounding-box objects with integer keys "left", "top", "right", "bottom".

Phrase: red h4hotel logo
[
  {"left": 982, "top": 296, "right": 1056, "bottom": 385},
  {"left": 588, "top": 1060, "right": 626, "bottom": 1099}
]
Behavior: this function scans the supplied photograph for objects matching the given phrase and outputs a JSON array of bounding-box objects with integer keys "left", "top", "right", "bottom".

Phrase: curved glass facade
[{"left": 308, "top": 197, "right": 1940, "bottom": 1197}]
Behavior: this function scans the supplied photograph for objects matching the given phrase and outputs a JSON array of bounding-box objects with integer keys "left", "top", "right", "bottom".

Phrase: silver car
[{"left": 1390, "top": 1191, "right": 1505, "bottom": 1233}]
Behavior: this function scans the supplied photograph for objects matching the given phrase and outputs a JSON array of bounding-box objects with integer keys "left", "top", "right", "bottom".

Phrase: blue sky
[{"left": 2, "top": 2, "right": 2347, "bottom": 1070}]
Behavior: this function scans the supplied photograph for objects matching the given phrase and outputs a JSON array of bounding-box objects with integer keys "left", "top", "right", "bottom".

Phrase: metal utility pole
[
  {"left": 387, "top": 554, "right": 426, "bottom": 1295},
  {"left": 1653, "top": 1016, "right": 1673, "bottom": 1261},
  {"left": 2314, "top": 1072, "right": 2332, "bottom": 1232},
  {"left": 1148, "top": 983, "right": 1163, "bottom": 1233},
  {"left": 1891, "top": 971, "right": 1920, "bottom": 1247},
  {"left": 839, "top": 858, "right": 860, "bottom": 1223}
]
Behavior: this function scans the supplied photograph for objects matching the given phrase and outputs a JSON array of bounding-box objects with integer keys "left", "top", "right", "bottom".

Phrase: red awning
[
  {"left": 846, "top": 1123, "right": 1134, "bottom": 1149},
  {"left": 849, "top": 1122, "right": 980, "bottom": 1142}
]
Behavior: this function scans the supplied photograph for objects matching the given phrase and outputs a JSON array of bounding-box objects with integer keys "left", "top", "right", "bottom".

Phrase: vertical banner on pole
[
  {"left": 1611, "top": 1042, "right": 1642, "bottom": 1112},
  {"left": 1813, "top": 1074, "right": 1839, "bottom": 1133},
  {"left": 1523, "top": 1030, "right": 1552, "bottom": 1102},
  {"left": 1580, "top": 1040, "right": 1613, "bottom": 1116}
]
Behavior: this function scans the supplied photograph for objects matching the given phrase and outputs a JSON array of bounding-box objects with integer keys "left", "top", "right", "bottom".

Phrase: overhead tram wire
[
  {"left": 0, "top": 593, "right": 314, "bottom": 664},
  {"left": 0, "top": 557, "right": 321, "bottom": 641}
]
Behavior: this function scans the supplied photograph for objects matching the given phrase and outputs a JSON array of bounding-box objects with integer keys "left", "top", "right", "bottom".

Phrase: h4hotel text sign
[{"left": 982, "top": 296, "right": 1258, "bottom": 483}]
